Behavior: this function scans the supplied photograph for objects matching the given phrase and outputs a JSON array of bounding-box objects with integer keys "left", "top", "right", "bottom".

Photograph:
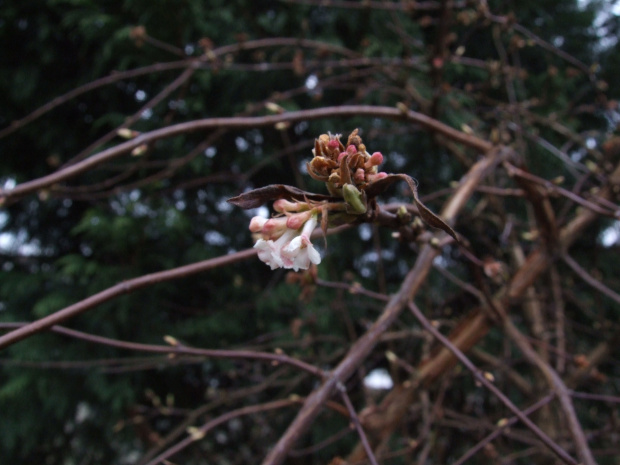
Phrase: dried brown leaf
[
  {"left": 227, "top": 185, "right": 336, "bottom": 209},
  {"left": 366, "top": 174, "right": 459, "bottom": 242}
]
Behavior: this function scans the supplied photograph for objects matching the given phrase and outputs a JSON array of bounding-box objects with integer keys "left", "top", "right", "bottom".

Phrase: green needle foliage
[{"left": 1, "top": 1, "right": 619, "bottom": 464}]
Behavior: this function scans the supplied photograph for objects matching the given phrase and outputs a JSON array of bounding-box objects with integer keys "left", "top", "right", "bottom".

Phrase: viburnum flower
[
  {"left": 229, "top": 128, "right": 459, "bottom": 272},
  {"left": 251, "top": 210, "right": 321, "bottom": 271}
]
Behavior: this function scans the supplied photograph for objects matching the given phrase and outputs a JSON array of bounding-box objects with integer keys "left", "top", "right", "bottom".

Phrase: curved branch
[
  {"left": 0, "top": 322, "right": 323, "bottom": 377},
  {"left": 0, "top": 248, "right": 257, "bottom": 350},
  {"left": 408, "top": 301, "right": 578, "bottom": 465},
  {"left": 0, "top": 105, "right": 493, "bottom": 204},
  {"left": 261, "top": 147, "right": 503, "bottom": 465},
  {"left": 0, "top": 37, "right": 359, "bottom": 139}
]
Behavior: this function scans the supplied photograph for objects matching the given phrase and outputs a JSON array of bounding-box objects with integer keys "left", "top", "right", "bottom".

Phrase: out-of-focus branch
[
  {"left": 0, "top": 249, "right": 257, "bottom": 350},
  {"left": 277, "top": 0, "right": 463, "bottom": 11},
  {"left": 0, "top": 105, "right": 492, "bottom": 204},
  {"left": 346, "top": 159, "right": 620, "bottom": 462},
  {"left": 451, "top": 393, "right": 556, "bottom": 465},
  {"left": 562, "top": 252, "right": 620, "bottom": 305},
  {"left": 0, "top": 322, "right": 323, "bottom": 378},
  {"left": 505, "top": 162, "right": 619, "bottom": 218},
  {"left": 488, "top": 14, "right": 593, "bottom": 76},
  {"left": 407, "top": 301, "right": 578, "bottom": 465},
  {"left": 0, "top": 37, "right": 359, "bottom": 139},
  {"left": 261, "top": 146, "right": 503, "bottom": 465},
  {"left": 501, "top": 317, "right": 596, "bottom": 465},
  {"left": 63, "top": 66, "right": 196, "bottom": 167},
  {"left": 567, "top": 328, "right": 620, "bottom": 388}
]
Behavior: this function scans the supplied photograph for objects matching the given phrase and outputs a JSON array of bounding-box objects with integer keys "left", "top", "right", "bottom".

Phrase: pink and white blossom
[{"left": 250, "top": 212, "right": 321, "bottom": 271}]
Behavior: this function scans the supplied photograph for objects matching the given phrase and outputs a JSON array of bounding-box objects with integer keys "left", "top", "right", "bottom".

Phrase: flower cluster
[
  {"left": 231, "top": 128, "right": 458, "bottom": 271},
  {"left": 306, "top": 129, "right": 387, "bottom": 197},
  {"left": 241, "top": 129, "right": 403, "bottom": 271},
  {"left": 249, "top": 200, "right": 321, "bottom": 271}
]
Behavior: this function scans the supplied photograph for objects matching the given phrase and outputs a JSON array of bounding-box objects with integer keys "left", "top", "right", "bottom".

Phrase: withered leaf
[
  {"left": 363, "top": 174, "right": 402, "bottom": 198},
  {"left": 227, "top": 184, "right": 337, "bottom": 209},
  {"left": 366, "top": 174, "right": 459, "bottom": 242}
]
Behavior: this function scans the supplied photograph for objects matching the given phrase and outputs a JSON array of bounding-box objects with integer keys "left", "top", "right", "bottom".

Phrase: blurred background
[{"left": 1, "top": 1, "right": 619, "bottom": 463}]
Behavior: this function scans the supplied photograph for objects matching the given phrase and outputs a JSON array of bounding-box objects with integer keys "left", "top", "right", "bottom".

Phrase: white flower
[
  {"left": 281, "top": 215, "right": 321, "bottom": 271},
  {"left": 252, "top": 213, "right": 321, "bottom": 271},
  {"left": 281, "top": 235, "right": 321, "bottom": 271},
  {"left": 254, "top": 239, "right": 281, "bottom": 269}
]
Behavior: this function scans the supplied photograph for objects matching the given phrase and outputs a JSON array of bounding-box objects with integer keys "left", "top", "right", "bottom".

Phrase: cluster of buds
[
  {"left": 233, "top": 128, "right": 457, "bottom": 271},
  {"left": 249, "top": 199, "right": 321, "bottom": 271},
  {"left": 307, "top": 129, "right": 388, "bottom": 198},
  {"left": 244, "top": 129, "right": 398, "bottom": 271}
]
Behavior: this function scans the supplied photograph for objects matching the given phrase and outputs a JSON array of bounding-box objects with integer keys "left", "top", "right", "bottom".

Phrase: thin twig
[
  {"left": 502, "top": 318, "right": 597, "bottom": 465},
  {"left": 144, "top": 399, "right": 299, "bottom": 465},
  {"left": 562, "top": 252, "right": 620, "bottom": 305},
  {"left": 337, "top": 382, "right": 379, "bottom": 465},
  {"left": 0, "top": 322, "right": 324, "bottom": 378},
  {"left": 451, "top": 393, "right": 556, "bottom": 465},
  {"left": 0, "top": 38, "right": 358, "bottom": 139},
  {"left": 407, "top": 301, "right": 578, "bottom": 465}
]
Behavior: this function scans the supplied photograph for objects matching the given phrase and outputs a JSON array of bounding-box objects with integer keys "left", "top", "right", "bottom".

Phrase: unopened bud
[
  {"left": 249, "top": 216, "right": 268, "bottom": 233},
  {"left": 265, "top": 102, "right": 285, "bottom": 113},
  {"left": 273, "top": 199, "right": 302, "bottom": 212},
  {"left": 328, "top": 172, "right": 341, "bottom": 184},
  {"left": 367, "top": 172, "right": 388, "bottom": 183},
  {"left": 346, "top": 144, "right": 357, "bottom": 155},
  {"left": 369, "top": 152, "right": 383, "bottom": 165},
  {"left": 131, "top": 144, "right": 148, "bottom": 156},
  {"left": 275, "top": 121, "right": 290, "bottom": 130},
  {"left": 354, "top": 168, "right": 366, "bottom": 182},
  {"left": 396, "top": 102, "right": 409, "bottom": 114},
  {"left": 187, "top": 427, "right": 205, "bottom": 441},
  {"left": 117, "top": 128, "right": 140, "bottom": 139},
  {"left": 343, "top": 183, "right": 366, "bottom": 214},
  {"left": 163, "top": 335, "right": 179, "bottom": 346},
  {"left": 262, "top": 217, "right": 288, "bottom": 238},
  {"left": 286, "top": 210, "right": 312, "bottom": 230}
]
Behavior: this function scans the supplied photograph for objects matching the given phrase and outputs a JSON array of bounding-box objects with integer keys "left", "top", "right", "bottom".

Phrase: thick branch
[
  {"left": 261, "top": 146, "right": 502, "bottom": 465},
  {"left": 346, "top": 159, "right": 620, "bottom": 462}
]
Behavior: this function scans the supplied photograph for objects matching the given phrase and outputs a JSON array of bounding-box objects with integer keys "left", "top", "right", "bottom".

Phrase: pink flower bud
[
  {"left": 354, "top": 168, "right": 366, "bottom": 182},
  {"left": 274, "top": 199, "right": 303, "bottom": 212},
  {"left": 286, "top": 210, "right": 312, "bottom": 230},
  {"left": 337, "top": 152, "right": 347, "bottom": 162},
  {"left": 249, "top": 216, "right": 268, "bottom": 233},
  {"left": 262, "top": 217, "right": 288, "bottom": 238},
  {"left": 368, "top": 172, "right": 388, "bottom": 182},
  {"left": 346, "top": 145, "right": 357, "bottom": 155},
  {"left": 328, "top": 139, "right": 340, "bottom": 149},
  {"left": 370, "top": 152, "right": 383, "bottom": 165}
]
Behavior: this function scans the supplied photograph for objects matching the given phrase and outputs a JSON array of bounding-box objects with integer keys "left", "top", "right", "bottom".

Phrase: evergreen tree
[{"left": 1, "top": 1, "right": 618, "bottom": 463}]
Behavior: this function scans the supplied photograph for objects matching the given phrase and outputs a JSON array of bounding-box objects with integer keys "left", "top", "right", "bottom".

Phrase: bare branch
[
  {"left": 408, "top": 301, "right": 578, "bottom": 465},
  {"left": 0, "top": 105, "right": 492, "bottom": 204},
  {"left": 0, "top": 249, "right": 257, "bottom": 350}
]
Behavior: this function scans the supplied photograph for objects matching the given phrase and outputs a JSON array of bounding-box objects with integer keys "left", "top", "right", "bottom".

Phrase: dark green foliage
[{"left": 1, "top": 0, "right": 619, "bottom": 464}]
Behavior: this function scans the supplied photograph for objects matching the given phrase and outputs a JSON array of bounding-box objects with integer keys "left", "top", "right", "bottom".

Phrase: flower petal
[{"left": 306, "top": 244, "right": 321, "bottom": 265}]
